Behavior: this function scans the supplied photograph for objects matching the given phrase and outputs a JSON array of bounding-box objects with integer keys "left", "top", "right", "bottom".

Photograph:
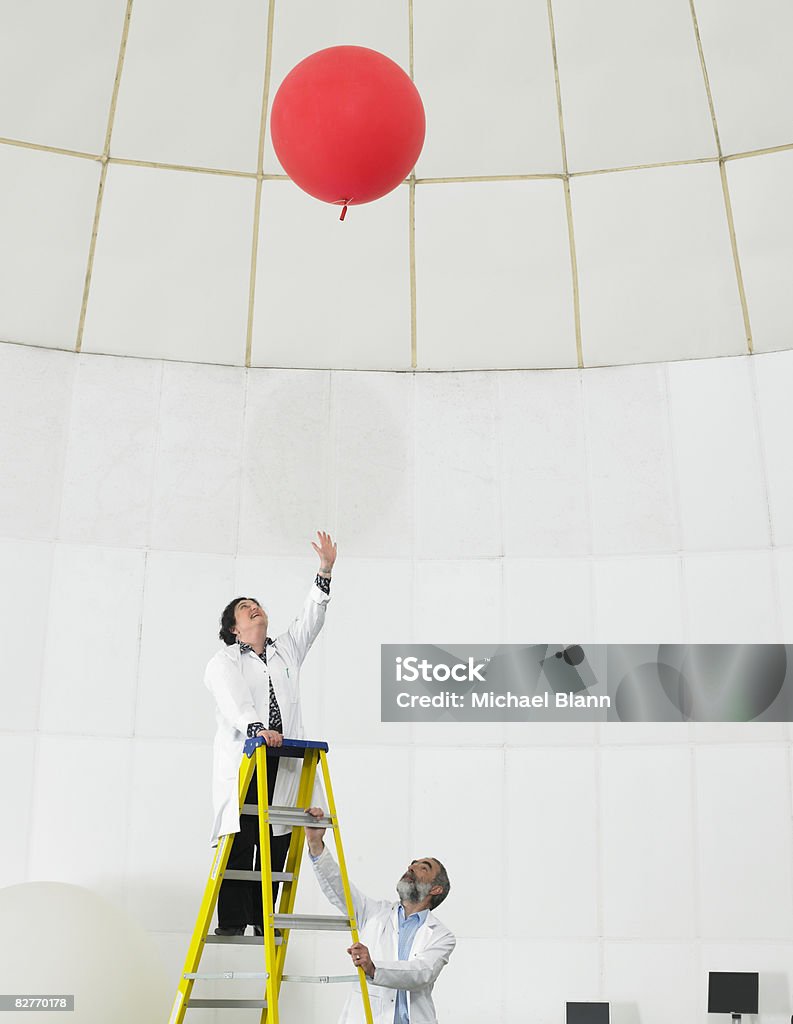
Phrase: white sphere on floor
[{"left": 0, "top": 882, "right": 171, "bottom": 1023}]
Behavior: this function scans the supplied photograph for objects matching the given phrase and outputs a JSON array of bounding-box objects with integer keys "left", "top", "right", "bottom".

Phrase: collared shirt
[
  {"left": 395, "top": 904, "right": 428, "bottom": 1024},
  {"left": 238, "top": 637, "right": 281, "bottom": 735}
]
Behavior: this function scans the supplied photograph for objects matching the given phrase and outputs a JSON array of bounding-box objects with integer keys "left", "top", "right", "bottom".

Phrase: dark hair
[
  {"left": 429, "top": 858, "right": 451, "bottom": 909},
  {"left": 219, "top": 597, "right": 261, "bottom": 646}
]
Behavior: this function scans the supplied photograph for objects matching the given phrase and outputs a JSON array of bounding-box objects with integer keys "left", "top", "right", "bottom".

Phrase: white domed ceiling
[{"left": 0, "top": 0, "right": 792, "bottom": 370}]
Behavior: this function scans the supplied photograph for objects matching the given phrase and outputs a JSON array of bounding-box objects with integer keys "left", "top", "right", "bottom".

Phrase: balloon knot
[{"left": 340, "top": 203, "right": 348, "bottom": 221}]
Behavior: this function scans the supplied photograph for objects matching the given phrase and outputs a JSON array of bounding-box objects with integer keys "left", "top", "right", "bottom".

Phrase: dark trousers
[{"left": 218, "top": 760, "right": 292, "bottom": 928}]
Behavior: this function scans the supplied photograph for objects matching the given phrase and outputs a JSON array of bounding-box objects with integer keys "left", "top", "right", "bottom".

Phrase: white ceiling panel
[
  {"left": 111, "top": 0, "right": 268, "bottom": 171},
  {"left": 413, "top": 0, "right": 562, "bottom": 177},
  {"left": 82, "top": 163, "right": 254, "bottom": 363},
  {"left": 251, "top": 180, "right": 410, "bottom": 369},
  {"left": 726, "top": 150, "right": 793, "bottom": 354},
  {"left": 572, "top": 163, "right": 746, "bottom": 365},
  {"left": 695, "top": 0, "right": 793, "bottom": 155},
  {"left": 415, "top": 179, "right": 576, "bottom": 368},
  {"left": 552, "top": 0, "right": 716, "bottom": 171},
  {"left": 264, "top": 0, "right": 409, "bottom": 175},
  {"left": 0, "top": 146, "right": 99, "bottom": 349},
  {"left": 0, "top": 0, "right": 126, "bottom": 154}
]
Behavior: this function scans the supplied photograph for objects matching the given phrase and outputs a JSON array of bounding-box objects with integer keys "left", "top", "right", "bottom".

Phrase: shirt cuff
[
  {"left": 315, "top": 573, "right": 331, "bottom": 596},
  {"left": 247, "top": 721, "right": 265, "bottom": 739}
]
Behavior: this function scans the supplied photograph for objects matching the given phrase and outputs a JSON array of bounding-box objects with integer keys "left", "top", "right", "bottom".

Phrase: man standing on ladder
[
  {"left": 204, "top": 531, "right": 337, "bottom": 935},
  {"left": 305, "top": 808, "right": 456, "bottom": 1024}
]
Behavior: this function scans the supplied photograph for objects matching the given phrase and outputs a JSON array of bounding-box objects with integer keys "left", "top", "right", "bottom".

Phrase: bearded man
[{"left": 305, "top": 807, "right": 455, "bottom": 1024}]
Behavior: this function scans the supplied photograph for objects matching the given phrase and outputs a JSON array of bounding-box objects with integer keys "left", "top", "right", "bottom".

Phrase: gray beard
[{"left": 397, "top": 877, "right": 433, "bottom": 904}]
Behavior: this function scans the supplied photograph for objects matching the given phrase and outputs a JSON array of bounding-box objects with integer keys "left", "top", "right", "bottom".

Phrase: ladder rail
[
  {"left": 167, "top": 749, "right": 257, "bottom": 1024},
  {"left": 255, "top": 745, "right": 281, "bottom": 1024},
  {"left": 319, "top": 748, "right": 376, "bottom": 1024}
]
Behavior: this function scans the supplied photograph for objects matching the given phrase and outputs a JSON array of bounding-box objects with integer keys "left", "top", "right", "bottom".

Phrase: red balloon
[{"left": 270, "top": 46, "right": 425, "bottom": 215}]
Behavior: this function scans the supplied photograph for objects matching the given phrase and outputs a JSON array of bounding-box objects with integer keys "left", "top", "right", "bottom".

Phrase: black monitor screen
[
  {"left": 566, "top": 1002, "right": 609, "bottom": 1024},
  {"left": 707, "top": 972, "right": 759, "bottom": 1014}
]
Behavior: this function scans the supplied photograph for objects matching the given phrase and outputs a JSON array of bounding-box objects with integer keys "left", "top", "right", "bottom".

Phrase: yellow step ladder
[{"left": 168, "top": 738, "right": 374, "bottom": 1024}]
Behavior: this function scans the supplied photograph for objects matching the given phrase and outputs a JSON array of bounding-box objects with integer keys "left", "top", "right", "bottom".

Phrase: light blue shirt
[{"left": 395, "top": 904, "right": 428, "bottom": 1024}]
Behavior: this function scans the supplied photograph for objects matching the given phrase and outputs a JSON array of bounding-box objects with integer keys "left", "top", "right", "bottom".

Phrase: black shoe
[
  {"left": 252, "top": 926, "right": 281, "bottom": 938},
  {"left": 214, "top": 926, "right": 245, "bottom": 936}
]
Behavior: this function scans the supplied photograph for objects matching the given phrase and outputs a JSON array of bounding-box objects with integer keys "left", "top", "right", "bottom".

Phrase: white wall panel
[
  {"left": 438, "top": 936, "right": 501, "bottom": 1024},
  {"left": 503, "top": 940, "right": 601, "bottom": 1024},
  {"left": 415, "top": 180, "right": 576, "bottom": 369},
  {"left": 603, "top": 941, "right": 698, "bottom": 1024},
  {"left": 59, "top": 355, "right": 161, "bottom": 548},
  {"left": 111, "top": 0, "right": 267, "bottom": 171},
  {"left": 684, "top": 551, "right": 779, "bottom": 643},
  {"left": 499, "top": 370, "right": 590, "bottom": 557},
  {"left": 413, "top": 747, "right": 502, "bottom": 937},
  {"left": 332, "top": 372, "right": 414, "bottom": 559},
  {"left": 150, "top": 362, "right": 245, "bottom": 554},
  {"left": 126, "top": 739, "right": 213, "bottom": 932},
  {"left": 0, "top": 734, "right": 36, "bottom": 888},
  {"left": 696, "top": 745, "right": 793, "bottom": 939},
  {"left": 412, "top": 560, "right": 504, "bottom": 748},
  {"left": 82, "top": 164, "right": 253, "bottom": 364},
  {"left": 29, "top": 735, "right": 132, "bottom": 896},
  {"left": 754, "top": 350, "right": 793, "bottom": 547},
  {"left": 776, "top": 549, "right": 793, "bottom": 640},
  {"left": 0, "top": 147, "right": 100, "bottom": 350},
  {"left": 322, "top": 559, "right": 412, "bottom": 747},
  {"left": 414, "top": 560, "right": 502, "bottom": 644},
  {"left": 573, "top": 164, "right": 745, "bottom": 366},
  {"left": 414, "top": 373, "right": 501, "bottom": 558},
  {"left": 727, "top": 151, "right": 793, "bottom": 355},
  {"left": 0, "top": 540, "right": 53, "bottom": 732},
  {"left": 0, "top": 344, "right": 75, "bottom": 542},
  {"left": 39, "top": 545, "right": 146, "bottom": 736},
  {"left": 253, "top": 183, "right": 410, "bottom": 370},
  {"left": 136, "top": 550, "right": 235, "bottom": 740},
  {"left": 600, "top": 747, "right": 695, "bottom": 938},
  {"left": 593, "top": 556, "right": 684, "bottom": 644},
  {"left": 505, "top": 748, "right": 599, "bottom": 938},
  {"left": 553, "top": 0, "right": 715, "bottom": 170},
  {"left": 414, "top": 0, "right": 562, "bottom": 177},
  {"left": 695, "top": 0, "right": 793, "bottom": 155},
  {"left": 668, "top": 356, "right": 770, "bottom": 551},
  {"left": 324, "top": 744, "right": 412, "bottom": 901},
  {"left": 0, "top": 0, "right": 125, "bottom": 152},
  {"left": 504, "top": 558, "right": 594, "bottom": 643},
  {"left": 238, "top": 370, "right": 331, "bottom": 556},
  {"left": 584, "top": 364, "right": 677, "bottom": 554}
]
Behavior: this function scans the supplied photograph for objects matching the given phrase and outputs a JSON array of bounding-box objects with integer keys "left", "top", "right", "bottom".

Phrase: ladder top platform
[{"left": 244, "top": 736, "right": 329, "bottom": 759}]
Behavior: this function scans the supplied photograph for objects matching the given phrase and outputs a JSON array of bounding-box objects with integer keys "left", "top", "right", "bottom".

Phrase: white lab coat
[
  {"left": 204, "top": 581, "right": 330, "bottom": 847},
  {"left": 313, "top": 848, "right": 456, "bottom": 1024}
]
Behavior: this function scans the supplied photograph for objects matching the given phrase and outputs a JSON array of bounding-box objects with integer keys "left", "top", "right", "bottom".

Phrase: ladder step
[
  {"left": 240, "top": 805, "right": 334, "bottom": 828},
  {"left": 283, "top": 974, "right": 358, "bottom": 985},
  {"left": 223, "top": 869, "right": 293, "bottom": 882},
  {"left": 205, "top": 934, "right": 282, "bottom": 946},
  {"left": 184, "top": 971, "right": 269, "bottom": 981},
  {"left": 183, "top": 972, "right": 357, "bottom": 984},
  {"left": 187, "top": 999, "right": 267, "bottom": 1009},
  {"left": 274, "top": 913, "right": 351, "bottom": 931}
]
